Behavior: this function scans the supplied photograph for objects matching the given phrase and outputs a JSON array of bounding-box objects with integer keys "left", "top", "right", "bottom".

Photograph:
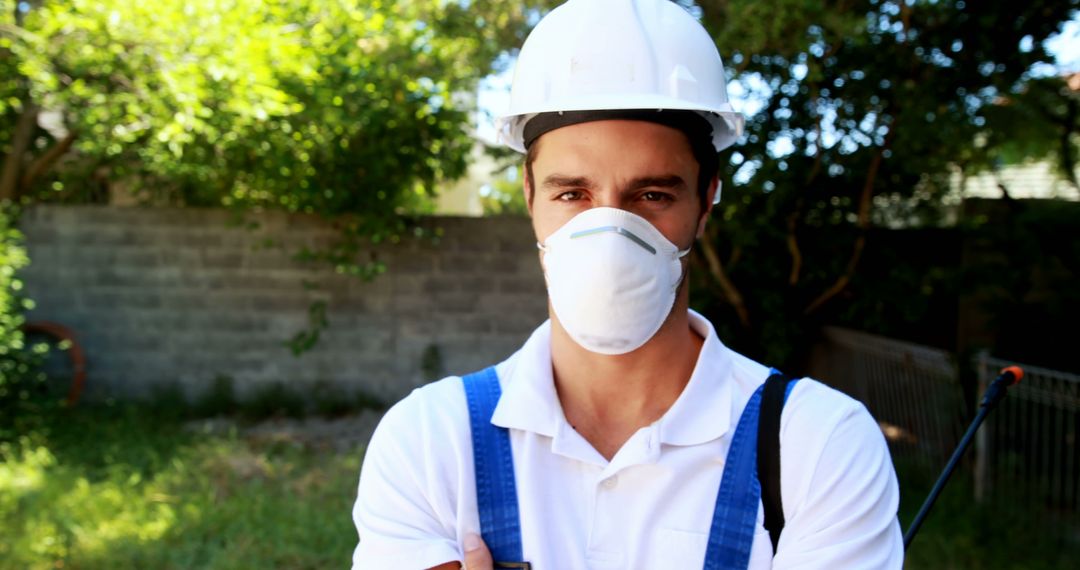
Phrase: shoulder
[
  {"left": 724, "top": 344, "right": 870, "bottom": 440},
  {"left": 784, "top": 377, "right": 872, "bottom": 439},
  {"left": 779, "top": 376, "right": 888, "bottom": 488},
  {"left": 364, "top": 355, "right": 525, "bottom": 476},
  {"left": 368, "top": 375, "right": 472, "bottom": 460}
]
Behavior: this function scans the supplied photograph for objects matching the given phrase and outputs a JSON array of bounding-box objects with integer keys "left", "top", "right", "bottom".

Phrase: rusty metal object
[{"left": 20, "top": 321, "right": 86, "bottom": 406}]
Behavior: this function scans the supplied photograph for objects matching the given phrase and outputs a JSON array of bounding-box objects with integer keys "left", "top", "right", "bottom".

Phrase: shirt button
[{"left": 600, "top": 476, "right": 618, "bottom": 490}]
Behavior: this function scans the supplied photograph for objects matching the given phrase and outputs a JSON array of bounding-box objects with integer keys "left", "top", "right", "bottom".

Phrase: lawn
[
  {"left": 2, "top": 401, "right": 1078, "bottom": 569},
  {"left": 897, "top": 456, "right": 1079, "bottom": 569},
  {"left": 0, "top": 403, "right": 366, "bottom": 569}
]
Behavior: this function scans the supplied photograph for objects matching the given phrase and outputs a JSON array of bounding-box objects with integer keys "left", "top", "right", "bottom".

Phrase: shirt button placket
[{"left": 587, "top": 473, "right": 625, "bottom": 568}]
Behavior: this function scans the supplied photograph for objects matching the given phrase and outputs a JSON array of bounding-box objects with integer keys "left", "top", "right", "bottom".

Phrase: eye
[
  {"left": 555, "top": 190, "right": 585, "bottom": 201},
  {"left": 641, "top": 191, "right": 674, "bottom": 202}
]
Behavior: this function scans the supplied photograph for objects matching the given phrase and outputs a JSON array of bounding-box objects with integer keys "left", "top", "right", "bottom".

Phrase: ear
[
  {"left": 696, "top": 175, "right": 720, "bottom": 238},
  {"left": 522, "top": 164, "right": 534, "bottom": 216}
]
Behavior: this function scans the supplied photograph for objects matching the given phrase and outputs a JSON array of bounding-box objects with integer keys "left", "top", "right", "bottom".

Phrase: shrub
[{"left": 0, "top": 207, "right": 48, "bottom": 441}]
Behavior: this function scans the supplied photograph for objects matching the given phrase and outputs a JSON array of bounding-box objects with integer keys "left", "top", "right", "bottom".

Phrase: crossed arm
[{"left": 428, "top": 534, "right": 492, "bottom": 570}]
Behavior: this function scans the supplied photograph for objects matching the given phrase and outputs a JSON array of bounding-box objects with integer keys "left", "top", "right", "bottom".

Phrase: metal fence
[
  {"left": 810, "top": 327, "right": 968, "bottom": 469},
  {"left": 975, "top": 353, "right": 1080, "bottom": 517},
  {"left": 810, "top": 327, "right": 1080, "bottom": 521}
]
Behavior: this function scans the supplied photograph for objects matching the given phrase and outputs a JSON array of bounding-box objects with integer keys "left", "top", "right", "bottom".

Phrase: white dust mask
[{"left": 538, "top": 207, "right": 691, "bottom": 355}]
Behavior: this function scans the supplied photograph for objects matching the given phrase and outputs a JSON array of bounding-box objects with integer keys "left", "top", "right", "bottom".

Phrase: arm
[
  {"left": 429, "top": 534, "right": 493, "bottom": 570},
  {"left": 351, "top": 381, "right": 478, "bottom": 570},
  {"left": 773, "top": 397, "right": 904, "bottom": 569}
]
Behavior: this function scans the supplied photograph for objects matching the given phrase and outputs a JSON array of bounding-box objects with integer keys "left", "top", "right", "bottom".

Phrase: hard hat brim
[{"left": 496, "top": 94, "right": 744, "bottom": 154}]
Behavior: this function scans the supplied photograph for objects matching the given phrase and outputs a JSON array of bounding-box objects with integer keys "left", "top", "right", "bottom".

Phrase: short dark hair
[{"left": 524, "top": 120, "right": 718, "bottom": 213}]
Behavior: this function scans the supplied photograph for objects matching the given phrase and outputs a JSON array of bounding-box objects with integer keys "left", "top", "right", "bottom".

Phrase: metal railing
[
  {"left": 811, "top": 327, "right": 968, "bottom": 469},
  {"left": 975, "top": 352, "right": 1080, "bottom": 517},
  {"left": 810, "top": 328, "right": 1080, "bottom": 521}
]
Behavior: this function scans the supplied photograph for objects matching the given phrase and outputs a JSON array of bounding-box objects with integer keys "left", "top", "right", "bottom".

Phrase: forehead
[{"left": 529, "top": 120, "right": 697, "bottom": 175}]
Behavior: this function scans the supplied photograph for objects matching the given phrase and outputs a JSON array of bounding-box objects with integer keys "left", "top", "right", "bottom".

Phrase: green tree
[
  {"left": 683, "top": 0, "right": 1079, "bottom": 365},
  {"left": 1, "top": 0, "right": 541, "bottom": 222},
  {"left": 0, "top": 0, "right": 555, "bottom": 354}
]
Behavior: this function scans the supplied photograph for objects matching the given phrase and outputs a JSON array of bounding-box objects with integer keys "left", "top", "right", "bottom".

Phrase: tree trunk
[{"left": 0, "top": 102, "right": 39, "bottom": 201}]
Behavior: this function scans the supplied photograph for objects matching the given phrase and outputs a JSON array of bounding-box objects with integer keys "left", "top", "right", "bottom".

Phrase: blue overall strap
[
  {"left": 462, "top": 366, "right": 526, "bottom": 567},
  {"left": 703, "top": 370, "right": 799, "bottom": 570}
]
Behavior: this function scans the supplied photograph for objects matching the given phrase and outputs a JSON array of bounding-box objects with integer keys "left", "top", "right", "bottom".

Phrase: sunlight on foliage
[
  {"left": 0, "top": 407, "right": 363, "bottom": 569},
  {"left": 3, "top": 0, "right": 547, "bottom": 217}
]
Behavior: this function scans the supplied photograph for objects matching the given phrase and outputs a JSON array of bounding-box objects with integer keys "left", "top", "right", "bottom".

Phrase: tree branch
[
  {"left": 786, "top": 207, "right": 803, "bottom": 285},
  {"left": 804, "top": 126, "right": 896, "bottom": 315},
  {"left": 804, "top": 234, "right": 865, "bottom": 315},
  {"left": 20, "top": 132, "right": 77, "bottom": 191},
  {"left": 699, "top": 233, "right": 751, "bottom": 328},
  {"left": 788, "top": 87, "right": 826, "bottom": 287}
]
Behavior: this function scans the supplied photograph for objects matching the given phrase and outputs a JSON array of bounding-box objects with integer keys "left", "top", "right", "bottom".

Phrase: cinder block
[
  {"left": 202, "top": 251, "right": 243, "bottom": 269},
  {"left": 421, "top": 276, "right": 462, "bottom": 295},
  {"left": 453, "top": 230, "right": 499, "bottom": 252},
  {"left": 81, "top": 290, "right": 163, "bottom": 311},
  {"left": 498, "top": 234, "right": 537, "bottom": 254},
  {"left": 159, "top": 249, "right": 202, "bottom": 268},
  {"left": 21, "top": 225, "right": 59, "bottom": 244},
  {"left": 163, "top": 292, "right": 213, "bottom": 310},
  {"left": 388, "top": 253, "right": 435, "bottom": 274},
  {"left": 429, "top": 293, "right": 479, "bottom": 314},
  {"left": 495, "top": 314, "right": 547, "bottom": 336},
  {"left": 181, "top": 232, "right": 225, "bottom": 248},
  {"left": 113, "top": 248, "right": 162, "bottom": 268},
  {"left": 68, "top": 227, "right": 141, "bottom": 246},
  {"left": 498, "top": 276, "right": 547, "bottom": 295},
  {"left": 244, "top": 249, "right": 299, "bottom": 270},
  {"left": 437, "top": 253, "right": 487, "bottom": 274},
  {"left": 489, "top": 254, "right": 534, "bottom": 274},
  {"left": 452, "top": 276, "right": 497, "bottom": 295}
]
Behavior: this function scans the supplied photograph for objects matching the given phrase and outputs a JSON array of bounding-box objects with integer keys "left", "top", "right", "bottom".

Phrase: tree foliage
[
  {"left": 0, "top": 205, "right": 48, "bottom": 440},
  {"left": 1, "top": 0, "right": 541, "bottom": 222},
  {"left": 2, "top": 0, "right": 1077, "bottom": 367},
  {"left": 682, "top": 0, "right": 1079, "bottom": 365}
]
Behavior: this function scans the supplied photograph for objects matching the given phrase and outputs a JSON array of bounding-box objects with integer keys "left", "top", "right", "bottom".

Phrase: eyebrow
[
  {"left": 541, "top": 174, "right": 595, "bottom": 190},
  {"left": 626, "top": 175, "right": 686, "bottom": 191},
  {"left": 540, "top": 174, "right": 687, "bottom": 192}
]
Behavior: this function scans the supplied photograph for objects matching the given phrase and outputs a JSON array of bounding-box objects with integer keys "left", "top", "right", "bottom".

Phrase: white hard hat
[{"left": 495, "top": 0, "right": 745, "bottom": 155}]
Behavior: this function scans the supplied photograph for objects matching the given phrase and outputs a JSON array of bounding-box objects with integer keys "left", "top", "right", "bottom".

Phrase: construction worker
[{"left": 352, "top": 1, "right": 904, "bottom": 568}]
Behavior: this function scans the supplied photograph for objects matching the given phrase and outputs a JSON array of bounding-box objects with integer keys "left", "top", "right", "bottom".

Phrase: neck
[{"left": 550, "top": 297, "right": 703, "bottom": 460}]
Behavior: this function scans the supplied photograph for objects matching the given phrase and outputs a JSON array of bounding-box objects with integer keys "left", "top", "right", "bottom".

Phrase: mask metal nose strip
[{"left": 569, "top": 226, "right": 657, "bottom": 255}]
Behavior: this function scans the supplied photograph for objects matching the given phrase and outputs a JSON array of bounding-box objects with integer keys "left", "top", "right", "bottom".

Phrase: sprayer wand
[{"left": 903, "top": 366, "right": 1024, "bottom": 550}]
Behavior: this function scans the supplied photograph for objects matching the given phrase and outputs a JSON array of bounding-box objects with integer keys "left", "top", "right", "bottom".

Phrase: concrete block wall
[{"left": 18, "top": 205, "right": 549, "bottom": 403}]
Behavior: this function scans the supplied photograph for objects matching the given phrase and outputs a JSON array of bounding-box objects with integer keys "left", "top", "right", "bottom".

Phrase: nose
[{"left": 592, "top": 188, "right": 631, "bottom": 210}]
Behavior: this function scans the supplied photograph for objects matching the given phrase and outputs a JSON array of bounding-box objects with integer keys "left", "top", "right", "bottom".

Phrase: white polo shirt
[{"left": 352, "top": 311, "right": 904, "bottom": 569}]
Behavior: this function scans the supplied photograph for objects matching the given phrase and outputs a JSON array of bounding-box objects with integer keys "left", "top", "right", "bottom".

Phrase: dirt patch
[{"left": 185, "top": 408, "right": 385, "bottom": 453}]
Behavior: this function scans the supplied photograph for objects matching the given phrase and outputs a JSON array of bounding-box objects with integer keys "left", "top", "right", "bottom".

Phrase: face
[{"left": 525, "top": 120, "right": 716, "bottom": 248}]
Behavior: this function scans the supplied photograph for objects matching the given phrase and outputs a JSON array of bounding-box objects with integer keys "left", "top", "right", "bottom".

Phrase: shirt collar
[
  {"left": 491, "top": 320, "right": 563, "bottom": 438},
  {"left": 491, "top": 310, "right": 735, "bottom": 447}
]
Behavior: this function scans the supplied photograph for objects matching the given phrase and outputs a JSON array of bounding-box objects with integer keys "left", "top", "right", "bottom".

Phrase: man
[{"left": 352, "top": 1, "right": 904, "bottom": 568}]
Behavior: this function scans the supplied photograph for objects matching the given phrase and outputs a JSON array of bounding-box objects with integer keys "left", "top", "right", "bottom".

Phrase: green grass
[
  {"left": 0, "top": 403, "right": 363, "bottom": 570},
  {"left": 4, "top": 403, "right": 1079, "bottom": 569},
  {"left": 897, "top": 457, "right": 1080, "bottom": 569}
]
